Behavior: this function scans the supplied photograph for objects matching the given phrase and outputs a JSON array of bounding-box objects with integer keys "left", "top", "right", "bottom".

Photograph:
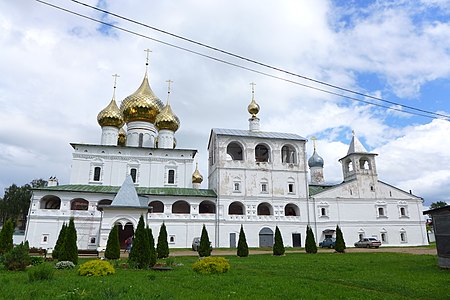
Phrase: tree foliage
[
  {"left": 198, "top": 224, "right": 212, "bottom": 257},
  {"left": 105, "top": 225, "right": 120, "bottom": 260},
  {"left": 52, "top": 223, "right": 67, "bottom": 259},
  {"left": 3, "top": 241, "right": 30, "bottom": 271},
  {"left": 59, "top": 218, "right": 78, "bottom": 264},
  {"left": 146, "top": 225, "right": 157, "bottom": 267},
  {"left": 129, "top": 215, "right": 151, "bottom": 269},
  {"left": 156, "top": 223, "right": 169, "bottom": 259},
  {"left": 0, "top": 219, "right": 14, "bottom": 255},
  {"left": 305, "top": 225, "right": 317, "bottom": 254},
  {"left": 430, "top": 201, "right": 448, "bottom": 210},
  {"left": 334, "top": 225, "right": 346, "bottom": 253},
  {"left": 0, "top": 179, "right": 46, "bottom": 228},
  {"left": 273, "top": 226, "right": 285, "bottom": 256},
  {"left": 237, "top": 225, "right": 249, "bottom": 257}
]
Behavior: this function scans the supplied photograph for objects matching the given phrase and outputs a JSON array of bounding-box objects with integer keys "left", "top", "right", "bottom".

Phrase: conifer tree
[
  {"left": 146, "top": 225, "right": 157, "bottom": 267},
  {"left": 0, "top": 218, "right": 14, "bottom": 255},
  {"left": 305, "top": 225, "right": 317, "bottom": 254},
  {"left": 198, "top": 224, "right": 212, "bottom": 257},
  {"left": 105, "top": 225, "right": 120, "bottom": 259},
  {"left": 334, "top": 225, "right": 346, "bottom": 253},
  {"left": 52, "top": 223, "right": 66, "bottom": 259},
  {"left": 129, "top": 215, "right": 151, "bottom": 269},
  {"left": 273, "top": 226, "right": 285, "bottom": 256},
  {"left": 156, "top": 222, "right": 169, "bottom": 259},
  {"left": 237, "top": 225, "right": 249, "bottom": 257},
  {"left": 60, "top": 217, "right": 78, "bottom": 264}
]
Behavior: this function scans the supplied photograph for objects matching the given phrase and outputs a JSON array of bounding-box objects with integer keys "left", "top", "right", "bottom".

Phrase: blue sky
[{"left": 0, "top": 0, "right": 449, "bottom": 206}]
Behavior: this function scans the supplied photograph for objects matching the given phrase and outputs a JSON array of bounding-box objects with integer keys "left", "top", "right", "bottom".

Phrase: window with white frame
[
  {"left": 42, "top": 234, "right": 49, "bottom": 244},
  {"left": 400, "top": 229, "right": 407, "bottom": 243},
  {"left": 89, "top": 237, "right": 96, "bottom": 245},
  {"left": 169, "top": 235, "right": 175, "bottom": 244},
  {"left": 90, "top": 159, "right": 104, "bottom": 183},
  {"left": 288, "top": 178, "right": 295, "bottom": 194},
  {"left": 318, "top": 202, "right": 329, "bottom": 217},
  {"left": 233, "top": 178, "right": 241, "bottom": 193},
  {"left": 380, "top": 229, "right": 388, "bottom": 243},
  {"left": 398, "top": 202, "right": 409, "bottom": 218},
  {"left": 375, "top": 202, "right": 387, "bottom": 218},
  {"left": 260, "top": 179, "right": 268, "bottom": 193}
]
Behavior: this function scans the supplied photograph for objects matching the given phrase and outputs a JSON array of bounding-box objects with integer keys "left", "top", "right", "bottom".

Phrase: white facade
[{"left": 24, "top": 65, "right": 428, "bottom": 252}]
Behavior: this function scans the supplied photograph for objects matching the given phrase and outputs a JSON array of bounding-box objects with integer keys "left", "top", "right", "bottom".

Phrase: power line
[
  {"left": 36, "top": 0, "right": 448, "bottom": 120},
  {"left": 66, "top": 0, "right": 450, "bottom": 120}
]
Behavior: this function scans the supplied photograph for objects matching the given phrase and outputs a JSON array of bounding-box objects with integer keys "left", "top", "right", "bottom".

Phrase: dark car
[
  {"left": 319, "top": 237, "right": 336, "bottom": 248},
  {"left": 354, "top": 237, "right": 381, "bottom": 248}
]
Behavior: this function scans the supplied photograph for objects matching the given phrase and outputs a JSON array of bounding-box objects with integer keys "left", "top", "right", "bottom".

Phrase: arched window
[
  {"left": 359, "top": 157, "right": 371, "bottom": 170},
  {"left": 149, "top": 201, "right": 164, "bottom": 213},
  {"left": 281, "top": 145, "right": 296, "bottom": 163},
  {"left": 346, "top": 159, "right": 353, "bottom": 172},
  {"left": 284, "top": 203, "right": 299, "bottom": 216},
  {"left": 71, "top": 198, "right": 89, "bottom": 210},
  {"left": 130, "top": 168, "right": 137, "bottom": 183},
  {"left": 378, "top": 207, "right": 385, "bottom": 216},
  {"left": 199, "top": 200, "right": 216, "bottom": 214},
  {"left": 400, "top": 207, "right": 406, "bottom": 216},
  {"left": 40, "top": 195, "right": 61, "bottom": 209},
  {"left": 168, "top": 170, "right": 175, "bottom": 184},
  {"left": 257, "top": 202, "right": 273, "bottom": 216},
  {"left": 255, "top": 144, "right": 270, "bottom": 162},
  {"left": 172, "top": 200, "right": 190, "bottom": 214},
  {"left": 228, "top": 201, "right": 245, "bottom": 215},
  {"left": 138, "top": 133, "right": 144, "bottom": 147},
  {"left": 321, "top": 207, "right": 327, "bottom": 216},
  {"left": 93, "top": 167, "right": 101, "bottom": 181},
  {"left": 226, "top": 142, "right": 243, "bottom": 161}
]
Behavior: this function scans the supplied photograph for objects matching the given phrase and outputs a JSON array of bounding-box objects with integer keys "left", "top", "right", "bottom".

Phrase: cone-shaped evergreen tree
[
  {"left": 60, "top": 217, "right": 78, "bottom": 264},
  {"left": 237, "top": 225, "right": 249, "bottom": 257},
  {"left": 273, "top": 226, "right": 285, "bottom": 256},
  {"left": 105, "top": 225, "right": 120, "bottom": 259},
  {"left": 156, "top": 223, "right": 169, "bottom": 259},
  {"left": 334, "top": 225, "right": 346, "bottom": 253},
  {"left": 129, "top": 215, "right": 151, "bottom": 269},
  {"left": 0, "top": 219, "right": 14, "bottom": 255},
  {"left": 305, "top": 225, "right": 317, "bottom": 254},
  {"left": 146, "top": 225, "right": 157, "bottom": 267},
  {"left": 198, "top": 224, "right": 212, "bottom": 257},
  {"left": 52, "top": 223, "right": 67, "bottom": 259}
]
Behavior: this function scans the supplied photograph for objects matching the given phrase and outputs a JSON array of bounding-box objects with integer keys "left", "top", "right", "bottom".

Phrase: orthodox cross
[
  {"left": 311, "top": 136, "right": 317, "bottom": 150},
  {"left": 166, "top": 79, "right": 173, "bottom": 103},
  {"left": 112, "top": 74, "right": 120, "bottom": 98},
  {"left": 250, "top": 82, "right": 256, "bottom": 98},
  {"left": 144, "top": 48, "right": 152, "bottom": 66}
]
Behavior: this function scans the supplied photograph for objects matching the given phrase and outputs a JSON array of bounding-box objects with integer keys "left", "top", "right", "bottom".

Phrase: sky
[{"left": 1, "top": 0, "right": 450, "bottom": 206}]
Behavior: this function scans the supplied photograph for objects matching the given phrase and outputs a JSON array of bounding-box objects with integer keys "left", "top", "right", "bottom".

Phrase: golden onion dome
[
  {"left": 118, "top": 127, "right": 126, "bottom": 146},
  {"left": 120, "top": 74, "right": 164, "bottom": 123},
  {"left": 155, "top": 102, "right": 180, "bottom": 132},
  {"left": 97, "top": 98, "right": 124, "bottom": 128},
  {"left": 192, "top": 163, "right": 203, "bottom": 184},
  {"left": 247, "top": 97, "right": 260, "bottom": 118}
]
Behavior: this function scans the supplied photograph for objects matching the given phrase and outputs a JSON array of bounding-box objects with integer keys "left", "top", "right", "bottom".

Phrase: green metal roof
[
  {"left": 308, "top": 184, "right": 335, "bottom": 196},
  {"left": 36, "top": 185, "right": 217, "bottom": 198}
]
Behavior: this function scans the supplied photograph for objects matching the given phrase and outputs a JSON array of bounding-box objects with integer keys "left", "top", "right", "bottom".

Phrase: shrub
[
  {"left": 237, "top": 225, "right": 249, "bottom": 257},
  {"left": 335, "top": 225, "right": 346, "bottom": 253},
  {"left": 52, "top": 223, "right": 67, "bottom": 259},
  {"left": 55, "top": 261, "right": 75, "bottom": 269},
  {"left": 156, "top": 223, "right": 169, "bottom": 259},
  {"left": 3, "top": 242, "right": 31, "bottom": 271},
  {"left": 129, "top": 215, "right": 151, "bottom": 269},
  {"left": 146, "top": 225, "right": 157, "bottom": 267},
  {"left": 78, "top": 260, "right": 115, "bottom": 277},
  {"left": 28, "top": 263, "right": 54, "bottom": 282},
  {"left": 0, "top": 219, "right": 14, "bottom": 255},
  {"left": 30, "top": 256, "right": 45, "bottom": 266},
  {"left": 198, "top": 225, "right": 212, "bottom": 257},
  {"left": 192, "top": 257, "right": 230, "bottom": 274},
  {"left": 273, "top": 226, "right": 285, "bottom": 256},
  {"left": 305, "top": 225, "right": 317, "bottom": 254},
  {"left": 59, "top": 218, "right": 78, "bottom": 264},
  {"left": 105, "top": 225, "right": 120, "bottom": 260}
]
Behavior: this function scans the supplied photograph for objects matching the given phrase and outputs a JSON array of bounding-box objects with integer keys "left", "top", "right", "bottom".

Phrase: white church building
[{"left": 24, "top": 59, "right": 428, "bottom": 251}]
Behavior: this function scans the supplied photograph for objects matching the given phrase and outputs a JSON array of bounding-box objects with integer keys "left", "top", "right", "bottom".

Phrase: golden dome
[
  {"left": 192, "top": 163, "right": 203, "bottom": 184},
  {"left": 97, "top": 98, "right": 124, "bottom": 128},
  {"left": 155, "top": 102, "right": 180, "bottom": 132},
  {"left": 120, "top": 74, "right": 164, "bottom": 123},
  {"left": 247, "top": 97, "right": 260, "bottom": 118},
  {"left": 118, "top": 127, "right": 126, "bottom": 146}
]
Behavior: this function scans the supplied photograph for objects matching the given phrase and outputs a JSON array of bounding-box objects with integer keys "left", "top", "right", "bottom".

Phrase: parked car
[
  {"left": 192, "top": 237, "right": 201, "bottom": 251},
  {"left": 354, "top": 237, "right": 382, "bottom": 248},
  {"left": 319, "top": 237, "right": 336, "bottom": 248}
]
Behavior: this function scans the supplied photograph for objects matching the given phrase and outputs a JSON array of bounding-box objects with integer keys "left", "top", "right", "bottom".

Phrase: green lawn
[{"left": 0, "top": 252, "right": 448, "bottom": 300}]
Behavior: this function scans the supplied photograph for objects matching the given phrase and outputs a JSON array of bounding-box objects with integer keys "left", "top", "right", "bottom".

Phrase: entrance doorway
[
  {"left": 259, "top": 227, "right": 274, "bottom": 247},
  {"left": 230, "top": 232, "right": 236, "bottom": 248},
  {"left": 117, "top": 222, "right": 134, "bottom": 249},
  {"left": 292, "top": 233, "right": 301, "bottom": 247}
]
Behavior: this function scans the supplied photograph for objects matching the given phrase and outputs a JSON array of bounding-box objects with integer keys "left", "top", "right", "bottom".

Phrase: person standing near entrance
[{"left": 124, "top": 236, "right": 133, "bottom": 253}]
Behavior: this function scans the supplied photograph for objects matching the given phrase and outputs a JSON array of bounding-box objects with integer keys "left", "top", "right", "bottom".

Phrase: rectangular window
[
  {"left": 288, "top": 183, "right": 294, "bottom": 193},
  {"left": 89, "top": 237, "right": 96, "bottom": 244},
  {"left": 168, "top": 170, "right": 175, "bottom": 184},
  {"left": 93, "top": 167, "right": 101, "bottom": 181},
  {"left": 42, "top": 234, "right": 49, "bottom": 243},
  {"left": 130, "top": 168, "right": 137, "bottom": 183},
  {"left": 234, "top": 182, "right": 240, "bottom": 192},
  {"left": 261, "top": 183, "right": 267, "bottom": 193}
]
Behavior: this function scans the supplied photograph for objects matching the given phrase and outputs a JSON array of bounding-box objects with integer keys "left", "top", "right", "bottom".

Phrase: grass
[{"left": 0, "top": 252, "right": 448, "bottom": 300}]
